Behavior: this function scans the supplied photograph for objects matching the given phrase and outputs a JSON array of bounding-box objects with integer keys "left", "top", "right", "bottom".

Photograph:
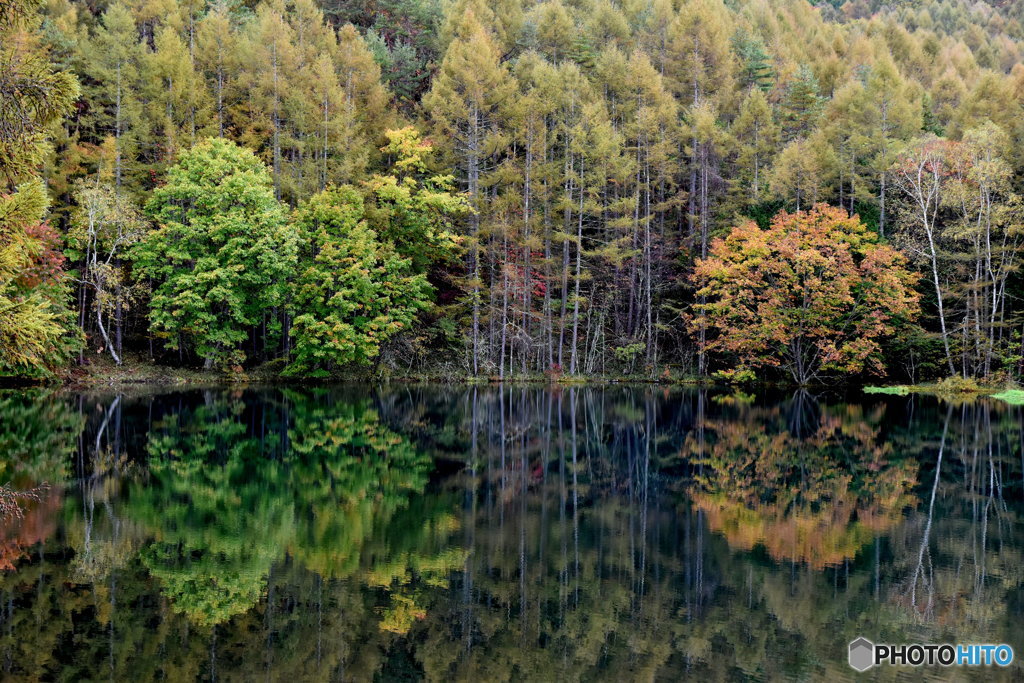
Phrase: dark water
[{"left": 0, "top": 385, "right": 1021, "bottom": 681}]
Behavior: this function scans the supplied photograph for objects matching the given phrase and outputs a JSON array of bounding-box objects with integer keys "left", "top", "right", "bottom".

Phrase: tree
[
  {"left": 732, "top": 28, "right": 775, "bottom": 93},
  {"left": 362, "top": 127, "right": 468, "bottom": 274},
  {"left": 731, "top": 87, "right": 778, "bottom": 205},
  {"left": 81, "top": 2, "right": 144, "bottom": 189},
  {"left": 195, "top": 0, "right": 236, "bottom": 138},
  {"left": 892, "top": 127, "right": 1024, "bottom": 379},
  {"left": 890, "top": 136, "right": 957, "bottom": 375},
  {"left": 861, "top": 56, "right": 920, "bottom": 236},
  {"left": 0, "top": 0, "right": 80, "bottom": 377},
  {"left": 423, "top": 9, "right": 514, "bottom": 375},
  {"left": 691, "top": 204, "right": 920, "bottom": 384},
  {"left": 67, "top": 179, "right": 147, "bottom": 365},
  {"left": 133, "top": 137, "right": 297, "bottom": 369},
  {"left": 323, "top": 0, "right": 443, "bottom": 105},
  {"left": 780, "top": 64, "right": 824, "bottom": 142},
  {"left": 769, "top": 133, "right": 837, "bottom": 211},
  {"left": 286, "top": 185, "right": 432, "bottom": 376}
]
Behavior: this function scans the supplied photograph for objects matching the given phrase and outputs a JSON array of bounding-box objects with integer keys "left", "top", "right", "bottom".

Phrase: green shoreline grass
[{"left": 864, "top": 381, "right": 1024, "bottom": 405}]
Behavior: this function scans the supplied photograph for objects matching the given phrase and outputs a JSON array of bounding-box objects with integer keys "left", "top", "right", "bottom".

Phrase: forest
[{"left": 4, "top": 0, "right": 1024, "bottom": 384}]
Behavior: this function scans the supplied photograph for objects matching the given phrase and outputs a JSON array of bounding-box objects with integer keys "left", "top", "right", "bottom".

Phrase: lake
[{"left": 0, "top": 385, "right": 1020, "bottom": 681}]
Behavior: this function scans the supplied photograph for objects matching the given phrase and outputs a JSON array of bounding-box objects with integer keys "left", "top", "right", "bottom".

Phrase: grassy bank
[
  {"left": 51, "top": 357, "right": 1024, "bottom": 404},
  {"left": 865, "top": 377, "right": 1024, "bottom": 406},
  {"left": 60, "top": 353, "right": 711, "bottom": 389},
  {"left": 63, "top": 353, "right": 282, "bottom": 388}
]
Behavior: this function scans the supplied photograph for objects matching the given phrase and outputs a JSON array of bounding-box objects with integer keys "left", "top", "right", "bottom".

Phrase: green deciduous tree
[
  {"left": 362, "top": 126, "right": 468, "bottom": 273},
  {"left": 133, "top": 137, "right": 297, "bottom": 369},
  {"left": 287, "top": 184, "right": 432, "bottom": 375}
]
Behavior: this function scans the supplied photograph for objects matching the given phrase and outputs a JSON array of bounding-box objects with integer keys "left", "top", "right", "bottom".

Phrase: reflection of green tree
[
  {"left": 685, "top": 397, "right": 919, "bottom": 568},
  {"left": 284, "top": 389, "right": 436, "bottom": 577},
  {"left": 0, "top": 390, "right": 81, "bottom": 487},
  {"left": 127, "top": 391, "right": 454, "bottom": 627}
]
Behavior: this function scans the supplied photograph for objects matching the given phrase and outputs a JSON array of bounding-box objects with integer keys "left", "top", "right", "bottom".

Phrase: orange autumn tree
[{"left": 691, "top": 204, "right": 920, "bottom": 385}]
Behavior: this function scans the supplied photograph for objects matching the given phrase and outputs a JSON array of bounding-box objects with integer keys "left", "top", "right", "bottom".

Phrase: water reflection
[
  {"left": 0, "top": 386, "right": 1021, "bottom": 680},
  {"left": 683, "top": 393, "right": 919, "bottom": 568}
]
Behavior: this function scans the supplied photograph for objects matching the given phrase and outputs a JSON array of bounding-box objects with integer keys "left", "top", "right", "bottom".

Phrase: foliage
[
  {"left": 0, "top": 389, "right": 80, "bottom": 486},
  {"left": 0, "top": 0, "right": 79, "bottom": 378},
  {"left": 66, "top": 179, "right": 148, "bottom": 365},
  {"left": 692, "top": 205, "right": 920, "bottom": 384},
  {"left": 133, "top": 138, "right": 298, "bottom": 369},
  {"left": 891, "top": 124, "right": 1024, "bottom": 380},
  {"left": 0, "top": 0, "right": 78, "bottom": 187},
  {"left": 342, "top": 0, "right": 443, "bottom": 103},
  {"left": 0, "top": 182, "right": 81, "bottom": 378},
  {"left": 933, "top": 375, "right": 982, "bottom": 395},
  {"left": 15, "top": 0, "right": 1024, "bottom": 383},
  {"left": 685, "top": 395, "right": 919, "bottom": 568},
  {"left": 364, "top": 126, "right": 469, "bottom": 273},
  {"left": 1, "top": 386, "right": 1024, "bottom": 678},
  {"left": 287, "top": 185, "right": 433, "bottom": 376},
  {"left": 121, "top": 390, "right": 451, "bottom": 626}
]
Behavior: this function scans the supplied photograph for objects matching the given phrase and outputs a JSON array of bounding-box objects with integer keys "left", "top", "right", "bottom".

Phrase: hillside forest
[{"left": 4, "top": 0, "right": 1024, "bottom": 384}]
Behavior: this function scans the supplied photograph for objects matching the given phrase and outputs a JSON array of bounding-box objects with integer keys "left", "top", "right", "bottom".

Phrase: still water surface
[{"left": 0, "top": 385, "right": 1021, "bottom": 681}]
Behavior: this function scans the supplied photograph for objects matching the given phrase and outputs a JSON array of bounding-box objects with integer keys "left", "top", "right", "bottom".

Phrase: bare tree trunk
[{"left": 569, "top": 161, "right": 583, "bottom": 375}]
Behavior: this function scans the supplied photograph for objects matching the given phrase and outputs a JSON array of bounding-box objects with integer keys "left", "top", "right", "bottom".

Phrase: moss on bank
[{"left": 863, "top": 385, "right": 910, "bottom": 396}]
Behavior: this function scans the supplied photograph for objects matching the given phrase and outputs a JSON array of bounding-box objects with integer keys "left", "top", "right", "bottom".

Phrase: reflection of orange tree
[
  {"left": 0, "top": 390, "right": 81, "bottom": 571},
  {"left": 686, "top": 400, "right": 918, "bottom": 568},
  {"left": 0, "top": 488, "right": 61, "bottom": 570}
]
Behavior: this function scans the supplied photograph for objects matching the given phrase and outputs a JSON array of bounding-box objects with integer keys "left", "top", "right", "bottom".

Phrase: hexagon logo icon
[{"left": 849, "top": 637, "right": 875, "bottom": 672}]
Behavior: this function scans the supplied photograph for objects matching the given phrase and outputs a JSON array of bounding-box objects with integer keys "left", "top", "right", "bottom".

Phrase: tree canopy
[
  {"left": 692, "top": 205, "right": 920, "bottom": 384},
  {"left": 133, "top": 138, "right": 298, "bottom": 369},
  {"left": 2, "top": 0, "right": 1024, "bottom": 383}
]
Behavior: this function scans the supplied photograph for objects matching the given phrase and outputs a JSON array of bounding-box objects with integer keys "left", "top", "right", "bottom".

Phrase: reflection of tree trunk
[
  {"left": 786, "top": 389, "right": 819, "bottom": 440},
  {"left": 558, "top": 390, "right": 567, "bottom": 625},
  {"left": 95, "top": 395, "right": 121, "bottom": 457},
  {"left": 264, "top": 564, "right": 275, "bottom": 679},
  {"left": 570, "top": 388, "right": 579, "bottom": 606},
  {"left": 108, "top": 572, "right": 116, "bottom": 678},
  {"left": 911, "top": 405, "right": 950, "bottom": 613},
  {"left": 519, "top": 394, "right": 527, "bottom": 641},
  {"left": 462, "top": 386, "right": 478, "bottom": 652},
  {"left": 874, "top": 534, "right": 880, "bottom": 601},
  {"left": 210, "top": 626, "right": 218, "bottom": 682},
  {"left": 639, "top": 394, "right": 651, "bottom": 607},
  {"left": 315, "top": 575, "right": 322, "bottom": 669}
]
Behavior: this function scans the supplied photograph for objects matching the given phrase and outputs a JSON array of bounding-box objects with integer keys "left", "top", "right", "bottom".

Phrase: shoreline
[{"left": 5, "top": 356, "right": 1022, "bottom": 405}]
